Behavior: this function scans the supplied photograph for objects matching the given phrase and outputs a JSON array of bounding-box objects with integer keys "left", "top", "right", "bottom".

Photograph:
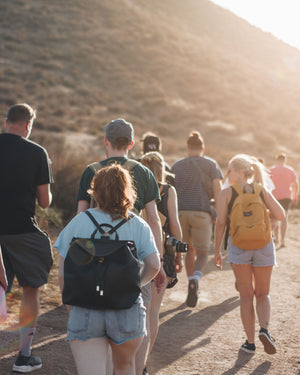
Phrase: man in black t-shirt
[{"left": 0, "top": 103, "right": 53, "bottom": 373}]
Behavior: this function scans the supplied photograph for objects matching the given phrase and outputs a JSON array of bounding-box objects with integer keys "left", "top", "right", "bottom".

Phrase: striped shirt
[{"left": 171, "top": 156, "right": 223, "bottom": 212}]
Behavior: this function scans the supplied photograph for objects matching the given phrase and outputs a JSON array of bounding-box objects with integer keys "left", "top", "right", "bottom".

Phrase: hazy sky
[{"left": 210, "top": 0, "right": 300, "bottom": 51}]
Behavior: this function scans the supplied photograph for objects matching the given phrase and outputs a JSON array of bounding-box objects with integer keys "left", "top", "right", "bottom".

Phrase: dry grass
[{"left": 1, "top": 0, "right": 300, "bottom": 220}]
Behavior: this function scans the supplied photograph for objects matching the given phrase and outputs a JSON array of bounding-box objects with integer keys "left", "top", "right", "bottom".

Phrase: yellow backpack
[{"left": 229, "top": 183, "right": 271, "bottom": 250}]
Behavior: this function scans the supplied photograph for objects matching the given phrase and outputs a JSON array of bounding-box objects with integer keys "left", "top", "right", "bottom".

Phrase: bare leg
[
  {"left": 70, "top": 337, "right": 109, "bottom": 375},
  {"left": 148, "top": 279, "right": 167, "bottom": 356},
  {"left": 111, "top": 336, "right": 143, "bottom": 375},
  {"left": 106, "top": 346, "right": 114, "bottom": 375},
  {"left": 185, "top": 244, "right": 195, "bottom": 277},
  {"left": 280, "top": 216, "right": 288, "bottom": 247},
  {"left": 19, "top": 287, "right": 40, "bottom": 355},
  {"left": 194, "top": 250, "right": 208, "bottom": 274},
  {"left": 270, "top": 219, "right": 278, "bottom": 245},
  {"left": 253, "top": 266, "right": 273, "bottom": 329},
  {"left": 20, "top": 286, "right": 39, "bottom": 328},
  {"left": 231, "top": 263, "right": 255, "bottom": 343},
  {"left": 135, "top": 301, "right": 150, "bottom": 375}
]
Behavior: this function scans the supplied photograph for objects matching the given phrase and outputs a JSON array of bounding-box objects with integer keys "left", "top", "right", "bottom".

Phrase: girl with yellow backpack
[{"left": 214, "top": 154, "right": 285, "bottom": 355}]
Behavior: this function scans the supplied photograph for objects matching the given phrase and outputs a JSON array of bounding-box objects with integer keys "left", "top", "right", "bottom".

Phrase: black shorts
[
  {"left": 0, "top": 231, "right": 53, "bottom": 288},
  {"left": 278, "top": 198, "right": 291, "bottom": 212}
]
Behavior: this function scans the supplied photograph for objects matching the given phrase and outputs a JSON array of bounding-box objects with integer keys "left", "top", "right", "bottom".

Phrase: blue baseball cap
[{"left": 104, "top": 118, "right": 134, "bottom": 143}]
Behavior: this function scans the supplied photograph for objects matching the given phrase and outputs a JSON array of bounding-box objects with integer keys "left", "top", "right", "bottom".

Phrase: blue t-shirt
[{"left": 54, "top": 208, "right": 158, "bottom": 261}]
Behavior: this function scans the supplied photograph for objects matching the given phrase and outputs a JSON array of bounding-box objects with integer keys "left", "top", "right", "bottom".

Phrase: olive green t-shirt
[{"left": 77, "top": 157, "right": 160, "bottom": 213}]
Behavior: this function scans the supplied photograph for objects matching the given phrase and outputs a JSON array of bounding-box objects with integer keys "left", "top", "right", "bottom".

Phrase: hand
[
  {"left": 214, "top": 252, "right": 223, "bottom": 270},
  {"left": 175, "top": 256, "right": 184, "bottom": 273},
  {"left": 153, "top": 266, "right": 166, "bottom": 294}
]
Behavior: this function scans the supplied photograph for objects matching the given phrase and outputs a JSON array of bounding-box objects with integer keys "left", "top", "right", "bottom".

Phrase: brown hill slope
[{"left": 1, "top": 0, "right": 300, "bottom": 168}]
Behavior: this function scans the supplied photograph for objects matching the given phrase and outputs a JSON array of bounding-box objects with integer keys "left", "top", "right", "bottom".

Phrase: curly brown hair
[{"left": 88, "top": 164, "right": 137, "bottom": 219}]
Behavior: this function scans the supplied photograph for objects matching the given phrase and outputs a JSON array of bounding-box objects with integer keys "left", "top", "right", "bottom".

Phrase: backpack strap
[
  {"left": 88, "top": 161, "right": 104, "bottom": 174},
  {"left": 88, "top": 159, "right": 138, "bottom": 175},
  {"left": 228, "top": 185, "right": 239, "bottom": 215},
  {"left": 123, "top": 159, "right": 139, "bottom": 171},
  {"left": 157, "top": 184, "right": 169, "bottom": 218},
  {"left": 84, "top": 211, "right": 133, "bottom": 240},
  {"left": 87, "top": 159, "right": 139, "bottom": 210},
  {"left": 225, "top": 183, "right": 265, "bottom": 249},
  {"left": 228, "top": 183, "right": 265, "bottom": 214},
  {"left": 157, "top": 183, "right": 171, "bottom": 235}
]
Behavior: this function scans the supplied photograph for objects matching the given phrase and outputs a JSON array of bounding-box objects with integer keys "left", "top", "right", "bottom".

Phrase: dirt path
[{"left": 1, "top": 212, "right": 300, "bottom": 375}]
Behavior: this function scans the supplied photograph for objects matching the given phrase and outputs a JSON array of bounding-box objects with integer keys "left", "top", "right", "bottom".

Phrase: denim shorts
[
  {"left": 227, "top": 237, "right": 276, "bottom": 267},
  {"left": 66, "top": 296, "right": 146, "bottom": 345}
]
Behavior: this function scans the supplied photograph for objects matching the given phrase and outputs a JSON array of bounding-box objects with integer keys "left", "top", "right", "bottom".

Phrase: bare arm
[
  {"left": 140, "top": 252, "right": 160, "bottom": 287},
  {"left": 144, "top": 200, "right": 166, "bottom": 293},
  {"left": 212, "top": 178, "right": 222, "bottom": 209},
  {"left": 166, "top": 186, "right": 182, "bottom": 240},
  {"left": 58, "top": 256, "right": 71, "bottom": 313},
  {"left": 144, "top": 200, "right": 163, "bottom": 256},
  {"left": 291, "top": 179, "right": 299, "bottom": 205},
  {"left": 0, "top": 249, "right": 8, "bottom": 291},
  {"left": 58, "top": 255, "right": 65, "bottom": 294},
  {"left": 214, "top": 188, "right": 231, "bottom": 269},
  {"left": 262, "top": 188, "right": 286, "bottom": 221},
  {"left": 167, "top": 187, "right": 184, "bottom": 272},
  {"left": 36, "top": 183, "right": 52, "bottom": 209},
  {"left": 77, "top": 200, "right": 90, "bottom": 214}
]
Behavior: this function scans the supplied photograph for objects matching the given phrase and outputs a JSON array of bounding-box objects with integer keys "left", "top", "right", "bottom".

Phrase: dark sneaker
[
  {"left": 259, "top": 329, "right": 276, "bottom": 354},
  {"left": 186, "top": 279, "right": 198, "bottom": 307},
  {"left": 241, "top": 340, "right": 256, "bottom": 354},
  {"left": 142, "top": 366, "right": 149, "bottom": 375},
  {"left": 13, "top": 353, "right": 42, "bottom": 373}
]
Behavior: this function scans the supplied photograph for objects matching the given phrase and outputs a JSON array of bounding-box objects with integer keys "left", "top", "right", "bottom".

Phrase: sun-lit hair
[
  {"left": 187, "top": 131, "right": 204, "bottom": 150},
  {"left": 6, "top": 103, "right": 36, "bottom": 124},
  {"left": 229, "top": 154, "right": 267, "bottom": 186},
  {"left": 140, "top": 151, "right": 164, "bottom": 183},
  {"left": 276, "top": 152, "right": 286, "bottom": 161},
  {"left": 88, "top": 164, "right": 136, "bottom": 219}
]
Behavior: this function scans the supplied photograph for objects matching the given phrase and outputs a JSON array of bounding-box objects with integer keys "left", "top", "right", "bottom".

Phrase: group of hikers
[{"left": 0, "top": 103, "right": 298, "bottom": 374}]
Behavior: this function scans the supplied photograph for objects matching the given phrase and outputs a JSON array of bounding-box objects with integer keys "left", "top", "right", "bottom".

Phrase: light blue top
[{"left": 54, "top": 208, "right": 158, "bottom": 261}]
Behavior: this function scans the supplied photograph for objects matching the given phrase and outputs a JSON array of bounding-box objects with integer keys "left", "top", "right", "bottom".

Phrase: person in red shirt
[{"left": 270, "top": 153, "right": 298, "bottom": 248}]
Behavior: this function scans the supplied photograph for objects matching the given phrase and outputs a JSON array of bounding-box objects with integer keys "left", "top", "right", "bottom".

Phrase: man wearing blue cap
[{"left": 77, "top": 118, "right": 165, "bottom": 375}]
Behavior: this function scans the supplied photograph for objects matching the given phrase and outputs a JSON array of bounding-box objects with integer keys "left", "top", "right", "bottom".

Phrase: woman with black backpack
[
  {"left": 214, "top": 154, "right": 285, "bottom": 355},
  {"left": 54, "top": 164, "right": 160, "bottom": 375}
]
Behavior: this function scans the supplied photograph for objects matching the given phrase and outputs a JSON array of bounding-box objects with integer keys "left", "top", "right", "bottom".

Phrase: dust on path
[{"left": 1, "top": 211, "right": 300, "bottom": 375}]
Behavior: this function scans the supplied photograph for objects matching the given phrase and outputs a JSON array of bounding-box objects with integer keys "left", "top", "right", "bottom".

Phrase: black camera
[{"left": 165, "top": 235, "right": 189, "bottom": 254}]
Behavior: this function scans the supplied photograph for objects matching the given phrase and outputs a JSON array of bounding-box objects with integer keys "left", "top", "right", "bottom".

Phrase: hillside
[{"left": 1, "top": 0, "right": 300, "bottom": 170}]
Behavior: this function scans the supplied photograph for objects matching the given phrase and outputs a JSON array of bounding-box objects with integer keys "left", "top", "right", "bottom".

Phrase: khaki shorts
[{"left": 179, "top": 210, "right": 212, "bottom": 252}]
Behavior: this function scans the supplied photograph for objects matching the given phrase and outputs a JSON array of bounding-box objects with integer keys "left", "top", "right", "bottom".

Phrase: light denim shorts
[
  {"left": 227, "top": 237, "right": 276, "bottom": 267},
  {"left": 67, "top": 296, "right": 146, "bottom": 345}
]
